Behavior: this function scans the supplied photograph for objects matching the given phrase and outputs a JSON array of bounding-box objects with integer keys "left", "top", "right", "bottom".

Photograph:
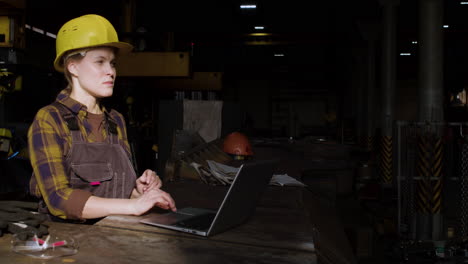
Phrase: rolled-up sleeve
[{"left": 28, "top": 108, "right": 91, "bottom": 220}]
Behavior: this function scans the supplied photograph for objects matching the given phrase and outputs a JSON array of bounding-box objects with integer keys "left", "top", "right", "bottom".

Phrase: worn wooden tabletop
[{"left": 0, "top": 182, "right": 317, "bottom": 264}]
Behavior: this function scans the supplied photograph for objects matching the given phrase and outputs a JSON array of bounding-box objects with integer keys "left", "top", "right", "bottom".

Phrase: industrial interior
[{"left": 0, "top": 0, "right": 467, "bottom": 263}]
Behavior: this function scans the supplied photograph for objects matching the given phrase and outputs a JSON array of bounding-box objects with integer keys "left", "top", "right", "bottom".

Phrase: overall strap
[
  {"left": 105, "top": 111, "right": 118, "bottom": 144},
  {"left": 52, "top": 102, "right": 83, "bottom": 142}
]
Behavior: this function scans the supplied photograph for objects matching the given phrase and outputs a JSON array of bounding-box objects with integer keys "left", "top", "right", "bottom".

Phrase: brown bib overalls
[{"left": 40, "top": 103, "right": 136, "bottom": 222}]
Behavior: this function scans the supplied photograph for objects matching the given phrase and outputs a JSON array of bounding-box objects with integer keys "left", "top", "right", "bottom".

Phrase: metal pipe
[
  {"left": 122, "top": 0, "right": 136, "bottom": 33},
  {"left": 357, "top": 21, "right": 379, "bottom": 140},
  {"left": 366, "top": 39, "right": 376, "bottom": 138},
  {"left": 397, "top": 121, "right": 402, "bottom": 235},
  {"left": 416, "top": 0, "right": 444, "bottom": 241},
  {"left": 354, "top": 54, "right": 366, "bottom": 144},
  {"left": 418, "top": 0, "right": 444, "bottom": 122},
  {"left": 380, "top": 0, "right": 399, "bottom": 136}
]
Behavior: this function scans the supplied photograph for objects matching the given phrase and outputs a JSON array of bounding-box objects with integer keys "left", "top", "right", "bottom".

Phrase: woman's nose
[{"left": 106, "top": 63, "right": 115, "bottom": 77}]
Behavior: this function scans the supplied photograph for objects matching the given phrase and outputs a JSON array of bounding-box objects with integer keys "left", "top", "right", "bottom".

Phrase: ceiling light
[
  {"left": 412, "top": 41, "right": 418, "bottom": 44},
  {"left": 254, "top": 26, "right": 264, "bottom": 30},
  {"left": 274, "top": 54, "right": 285, "bottom": 57},
  {"left": 240, "top": 5, "right": 256, "bottom": 9},
  {"left": 443, "top": 25, "right": 449, "bottom": 28},
  {"left": 46, "top": 32, "right": 56, "bottom": 39},
  {"left": 400, "top": 53, "right": 411, "bottom": 56},
  {"left": 32, "top": 27, "right": 44, "bottom": 34},
  {"left": 461, "top": 1, "right": 468, "bottom": 4}
]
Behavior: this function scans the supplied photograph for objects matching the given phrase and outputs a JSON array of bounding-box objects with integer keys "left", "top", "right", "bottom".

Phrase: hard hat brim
[{"left": 54, "top": 41, "right": 133, "bottom": 72}]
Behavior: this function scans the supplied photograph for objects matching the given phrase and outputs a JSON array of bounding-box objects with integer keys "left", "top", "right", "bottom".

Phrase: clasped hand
[
  {"left": 132, "top": 169, "right": 177, "bottom": 215},
  {"left": 135, "top": 169, "right": 162, "bottom": 195}
]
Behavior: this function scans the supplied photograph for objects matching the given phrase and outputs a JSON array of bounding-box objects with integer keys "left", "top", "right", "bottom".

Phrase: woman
[{"left": 28, "top": 14, "right": 176, "bottom": 222}]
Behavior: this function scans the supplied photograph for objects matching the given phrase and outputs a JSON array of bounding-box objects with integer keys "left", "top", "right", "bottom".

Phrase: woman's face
[{"left": 70, "top": 47, "right": 116, "bottom": 99}]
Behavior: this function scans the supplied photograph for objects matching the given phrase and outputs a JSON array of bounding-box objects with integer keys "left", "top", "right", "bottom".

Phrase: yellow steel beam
[{"left": 116, "top": 52, "right": 190, "bottom": 77}]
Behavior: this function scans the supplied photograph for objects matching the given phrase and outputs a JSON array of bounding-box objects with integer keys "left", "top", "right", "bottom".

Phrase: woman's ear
[{"left": 67, "top": 61, "right": 79, "bottom": 77}]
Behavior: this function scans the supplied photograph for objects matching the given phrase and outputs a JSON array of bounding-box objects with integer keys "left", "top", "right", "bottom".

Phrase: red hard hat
[{"left": 223, "top": 132, "right": 253, "bottom": 156}]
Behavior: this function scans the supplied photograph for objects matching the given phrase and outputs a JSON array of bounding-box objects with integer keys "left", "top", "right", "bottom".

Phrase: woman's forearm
[
  {"left": 81, "top": 188, "right": 176, "bottom": 219},
  {"left": 81, "top": 196, "right": 136, "bottom": 219}
]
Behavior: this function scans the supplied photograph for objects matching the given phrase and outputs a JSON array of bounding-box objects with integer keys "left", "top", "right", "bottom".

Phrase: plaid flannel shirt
[{"left": 28, "top": 88, "right": 131, "bottom": 219}]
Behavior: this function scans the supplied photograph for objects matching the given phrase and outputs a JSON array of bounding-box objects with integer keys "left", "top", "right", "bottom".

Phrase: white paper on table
[
  {"left": 270, "top": 174, "right": 307, "bottom": 187},
  {"left": 206, "top": 160, "right": 306, "bottom": 187}
]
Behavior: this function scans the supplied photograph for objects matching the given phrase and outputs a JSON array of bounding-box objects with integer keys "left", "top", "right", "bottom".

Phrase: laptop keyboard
[{"left": 175, "top": 213, "right": 216, "bottom": 230}]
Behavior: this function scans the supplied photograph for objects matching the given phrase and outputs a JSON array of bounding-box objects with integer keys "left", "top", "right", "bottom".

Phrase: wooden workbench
[{"left": 0, "top": 182, "right": 317, "bottom": 263}]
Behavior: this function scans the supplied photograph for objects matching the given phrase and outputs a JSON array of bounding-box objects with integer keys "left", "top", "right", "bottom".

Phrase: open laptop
[{"left": 140, "top": 160, "right": 277, "bottom": 237}]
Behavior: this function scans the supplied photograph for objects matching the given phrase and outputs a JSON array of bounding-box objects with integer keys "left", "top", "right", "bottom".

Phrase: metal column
[
  {"left": 366, "top": 38, "right": 376, "bottom": 152},
  {"left": 397, "top": 122, "right": 447, "bottom": 241},
  {"left": 460, "top": 140, "right": 468, "bottom": 238},
  {"left": 415, "top": 0, "right": 444, "bottom": 241},
  {"left": 354, "top": 53, "right": 366, "bottom": 146},
  {"left": 418, "top": 0, "right": 444, "bottom": 122},
  {"left": 379, "top": 0, "right": 399, "bottom": 187},
  {"left": 357, "top": 22, "right": 379, "bottom": 152},
  {"left": 122, "top": 0, "right": 136, "bottom": 44}
]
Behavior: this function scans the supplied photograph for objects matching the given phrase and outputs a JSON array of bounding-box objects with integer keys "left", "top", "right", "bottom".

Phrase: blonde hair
[{"left": 63, "top": 50, "right": 87, "bottom": 88}]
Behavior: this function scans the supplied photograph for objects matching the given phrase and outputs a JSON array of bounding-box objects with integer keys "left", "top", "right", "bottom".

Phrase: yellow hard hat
[{"left": 54, "top": 14, "right": 133, "bottom": 72}]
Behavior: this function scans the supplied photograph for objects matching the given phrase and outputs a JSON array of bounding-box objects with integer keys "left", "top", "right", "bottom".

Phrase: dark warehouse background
[
  {"left": 4, "top": 1, "right": 468, "bottom": 125},
  {"left": 3, "top": 1, "right": 468, "bottom": 263},
  {"left": 7, "top": 0, "right": 468, "bottom": 127}
]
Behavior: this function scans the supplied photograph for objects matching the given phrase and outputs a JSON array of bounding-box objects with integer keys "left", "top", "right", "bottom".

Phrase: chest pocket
[
  {"left": 70, "top": 162, "right": 113, "bottom": 190},
  {"left": 53, "top": 102, "right": 136, "bottom": 198}
]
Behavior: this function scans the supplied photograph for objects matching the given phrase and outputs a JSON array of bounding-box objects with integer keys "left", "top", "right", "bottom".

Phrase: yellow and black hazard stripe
[
  {"left": 365, "top": 136, "right": 375, "bottom": 152},
  {"left": 431, "top": 138, "right": 443, "bottom": 214},
  {"left": 415, "top": 135, "right": 443, "bottom": 214},
  {"left": 415, "top": 178, "right": 432, "bottom": 214},
  {"left": 380, "top": 135, "right": 392, "bottom": 184}
]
